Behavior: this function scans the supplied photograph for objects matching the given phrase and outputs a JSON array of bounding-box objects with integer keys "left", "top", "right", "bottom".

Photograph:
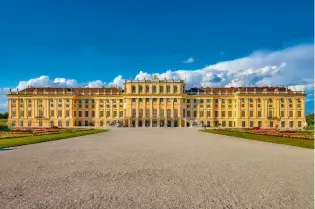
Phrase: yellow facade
[{"left": 7, "top": 79, "right": 306, "bottom": 129}]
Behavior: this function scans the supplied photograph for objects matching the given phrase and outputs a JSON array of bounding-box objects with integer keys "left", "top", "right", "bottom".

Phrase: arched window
[
  {"left": 100, "top": 121, "right": 103, "bottom": 127},
  {"left": 145, "top": 85, "right": 150, "bottom": 93},
  {"left": 139, "top": 85, "right": 143, "bottom": 93},
  {"left": 152, "top": 85, "right": 157, "bottom": 93},
  {"left": 166, "top": 85, "right": 171, "bottom": 93},
  {"left": 131, "top": 85, "right": 136, "bottom": 93},
  {"left": 160, "top": 86, "right": 164, "bottom": 93},
  {"left": 174, "top": 85, "right": 178, "bottom": 93}
]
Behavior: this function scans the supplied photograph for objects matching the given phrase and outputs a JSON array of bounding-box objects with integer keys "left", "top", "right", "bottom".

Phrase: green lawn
[
  {"left": 200, "top": 129, "right": 314, "bottom": 149},
  {"left": 0, "top": 129, "right": 108, "bottom": 148}
]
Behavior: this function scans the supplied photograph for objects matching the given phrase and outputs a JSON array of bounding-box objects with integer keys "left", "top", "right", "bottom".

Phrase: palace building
[{"left": 7, "top": 78, "right": 306, "bottom": 129}]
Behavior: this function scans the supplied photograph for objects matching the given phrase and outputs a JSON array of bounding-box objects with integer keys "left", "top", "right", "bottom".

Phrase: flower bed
[{"left": 216, "top": 128, "right": 314, "bottom": 140}]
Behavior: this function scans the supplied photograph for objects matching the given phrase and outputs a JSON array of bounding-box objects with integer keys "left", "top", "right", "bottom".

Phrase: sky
[{"left": 0, "top": 0, "right": 314, "bottom": 113}]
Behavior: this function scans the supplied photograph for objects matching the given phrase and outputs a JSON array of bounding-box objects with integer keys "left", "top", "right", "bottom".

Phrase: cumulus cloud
[
  {"left": 108, "top": 75, "right": 124, "bottom": 87},
  {"left": 183, "top": 57, "right": 195, "bottom": 63}
]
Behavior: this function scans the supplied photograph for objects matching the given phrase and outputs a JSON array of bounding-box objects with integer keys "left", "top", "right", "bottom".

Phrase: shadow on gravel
[{"left": 0, "top": 148, "right": 15, "bottom": 151}]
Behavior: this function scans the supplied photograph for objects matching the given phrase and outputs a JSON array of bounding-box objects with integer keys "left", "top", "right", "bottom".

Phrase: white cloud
[
  {"left": 108, "top": 75, "right": 124, "bottom": 87},
  {"left": 86, "top": 80, "right": 106, "bottom": 88},
  {"left": 183, "top": 57, "right": 195, "bottom": 63}
]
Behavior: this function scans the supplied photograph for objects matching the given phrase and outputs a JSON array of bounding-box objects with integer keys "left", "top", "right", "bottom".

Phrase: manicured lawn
[
  {"left": 0, "top": 129, "right": 108, "bottom": 148},
  {"left": 201, "top": 129, "right": 314, "bottom": 149}
]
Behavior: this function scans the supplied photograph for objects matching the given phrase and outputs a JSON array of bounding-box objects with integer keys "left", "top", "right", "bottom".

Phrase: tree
[
  {"left": 0, "top": 112, "right": 8, "bottom": 119},
  {"left": 306, "top": 113, "right": 314, "bottom": 126}
]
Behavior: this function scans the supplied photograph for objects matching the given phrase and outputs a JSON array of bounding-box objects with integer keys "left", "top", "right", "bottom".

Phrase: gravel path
[{"left": 0, "top": 128, "right": 313, "bottom": 209}]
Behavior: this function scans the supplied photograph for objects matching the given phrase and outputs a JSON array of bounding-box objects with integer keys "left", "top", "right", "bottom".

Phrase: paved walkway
[{"left": 0, "top": 128, "right": 313, "bottom": 209}]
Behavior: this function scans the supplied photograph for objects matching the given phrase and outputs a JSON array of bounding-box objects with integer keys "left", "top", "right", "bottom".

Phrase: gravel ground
[{"left": 0, "top": 128, "right": 313, "bottom": 209}]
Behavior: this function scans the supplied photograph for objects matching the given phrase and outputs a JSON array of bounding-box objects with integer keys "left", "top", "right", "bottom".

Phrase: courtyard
[{"left": 0, "top": 128, "right": 313, "bottom": 209}]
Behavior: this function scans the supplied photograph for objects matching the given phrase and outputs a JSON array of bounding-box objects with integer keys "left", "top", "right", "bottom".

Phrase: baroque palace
[{"left": 7, "top": 78, "right": 306, "bottom": 129}]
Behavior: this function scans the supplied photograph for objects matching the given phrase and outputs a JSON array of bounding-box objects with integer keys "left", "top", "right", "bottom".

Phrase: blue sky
[{"left": 0, "top": 0, "right": 314, "bottom": 113}]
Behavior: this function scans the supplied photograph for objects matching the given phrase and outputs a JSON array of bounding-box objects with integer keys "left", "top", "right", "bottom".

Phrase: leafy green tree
[
  {"left": 0, "top": 112, "right": 8, "bottom": 119},
  {"left": 306, "top": 113, "right": 314, "bottom": 126}
]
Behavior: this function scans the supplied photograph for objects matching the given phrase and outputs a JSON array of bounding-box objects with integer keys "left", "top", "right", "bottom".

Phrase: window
[
  {"left": 85, "top": 111, "right": 88, "bottom": 117},
  {"left": 167, "top": 98, "right": 171, "bottom": 102},
  {"left": 146, "top": 98, "right": 150, "bottom": 102},
  {"left": 66, "top": 98, "right": 70, "bottom": 102},
  {"left": 200, "top": 111, "right": 204, "bottom": 118},
  {"left": 258, "top": 111, "right": 261, "bottom": 118},
  {"left": 193, "top": 99, "right": 197, "bottom": 103},
  {"left": 79, "top": 111, "right": 82, "bottom": 117},
  {"left": 20, "top": 98, "right": 24, "bottom": 103},
  {"left": 145, "top": 86, "right": 150, "bottom": 93},
  {"left": 51, "top": 110, "right": 55, "bottom": 117},
  {"left": 289, "top": 111, "right": 293, "bottom": 117},
  {"left": 289, "top": 121, "right": 293, "bottom": 128},
  {"left": 74, "top": 111, "right": 76, "bottom": 117},
  {"left": 222, "top": 99, "right": 225, "bottom": 104},
  {"left": 250, "top": 121, "right": 254, "bottom": 127},
  {"left": 100, "top": 111, "right": 104, "bottom": 117},
  {"left": 281, "top": 111, "right": 284, "bottom": 117},
  {"left": 269, "top": 121, "right": 273, "bottom": 128},
  {"left": 166, "top": 85, "right": 171, "bottom": 93},
  {"left": 242, "top": 121, "right": 246, "bottom": 127},
  {"left": 106, "top": 99, "right": 110, "bottom": 103},
  {"left": 207, "top": 99, "right": 211, "bottom": 103},
  {"left": 28, "top": 99, "right": 32, "bottom": 103},
  {"left": 92, "top": 111, "right": 95, "bottom": 117},
  {"left": 228, "top": 99, "right": 232, "bottom": 104},
  {"left": 281, "top": 121, "right": 285, "bottom": 128},
  {"left": 59, "top": 98, "right": 62, "bottom": 103},
  {"left": 249, "top": 98, "right": 253, "bottom": 103},
  {"left": 182, "top": 109, "right": 186, "bottom": 117},
  {"left": 228, "top": 111, "right": 232, "bottom": 117},
  {"left": 119, "top": 111, "right": 123, "bottom": 117},
  {"left": 58, "top": 110, "right": 62, "bottom": 117},
  {"left": 187, "top": 99, "right": 191, "bottom": 103},
  {"left": 288, "top": 98, "right": 292, "bottom": 103},
  {"left": 58, "top": 121, "right": 62, "bottom": 127},
  {"left": 20, "top": 111, "right": 24, "bottom": 117},
  {"left": 20, "top": 121, "right": 23, "bottom": 127},
  {"left": 187, "top": 111, "right": 190, "bottom": 117},
  {"left": 298, "top": 121, "right": 302, "bottom": 127},
  {"left": 215, "top": 111, "right": 218, "bottom": 117},
  {"left": 258, "top": 121, "right": 262, "bottom": 127},
  {"left": 280, "top": 98, "right": 284, "bottom": 103},
  {"left": 132, "top": 85, "right": 136, "bottom": 93},
  {"left": 268, "top": 98, "right": 272, "bottom": 103},
  {"left": 207, "top": 111, "right": 211, "bottom": 117},
  {"left": 297, "top": 98, "right": 301, "bottom": 103},
  {"left": 152, "top": 86, "right": 157, "bottom": 93},
  {"left": 12, "top": 121, "right": 16, "bottom": 127},
  {"left": 28, "top": 121, "right": 32, "bottom": 127},
  {"left": 106, "top": 111, "right": 110, "bottom": 117},
  {"left": 139, "top": 86, "right": 143, "bottom": 93},
  {"left": 66, "top": 110, "right": 70, "bottom": 117},
  {"left": 152, "top": 109, "right": 157, "bottom": 116},
  {"left": 268, "top": 110, "right": 273, "bottom": 118},
  {"left": 228, "top": 121, "right": 232, "bottom": 127},
  {"left": 193, "top": 111, "right": 197, "bottom": 117},
  {"left": 100, "top": 121, "right": 104, "bottom": 127},
  {"left": 199, "top": 99, "right": 203, "bottom": 104},
  {"left": 222, "top": 121, "right": 226, "bottom": 127},
  {"left": 153, "top": 98, "right": 157, "bottom": 102},
  {"left": 221, "top": 111, "right": 225, "bottom": 118},
  {"left": 39, "top": 109, "right": 43, "bottom": 117},
  {"left": 159, "top": 98, "right": 163, "bottom": 102},
  {"left": 113, "top": 111, "right": 117, "bottom": 117},
  {"left": 146, "top": 109, "right": 150, "bottom": 117},
  {"left": 250, "top": 111, "right": 253, "bottom": 118},
  {"left": 28, "top": 110, "right": 32, "bottom": 117},
  {"left": 174, "top": 98, "right": 178, "bottom": 102},
  {"left": 297, "top": 111, "right": 301, "bottom": 117},
  {"left": 39, "top": 98, "right": 43, "bottom": 103},
  {"left": 241, "top": 111, "right": 245, "bottom": 118},
  {"left": 39, "top": 121, "right": 42, "bottom": 127},
  {"left": 66, "top": 121, "right": 69, "bottom": 127},
  {"left": 159, "top": 86, "right": 164, "bottom": 93},
  {"left": 174, "top": 85, "right": 178, "bottom": 93},
  {"left": 139, "top": 98, "right": 143, "bottom": 102},
  {"left": 241, "top": 98, "right": 245, "bottom": 102},
  {"left": 257, "top": 98, "right": 261, "bottom": 103},
  {"left": 132, "top": 98, "right": 136, "bottom": 103}
]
